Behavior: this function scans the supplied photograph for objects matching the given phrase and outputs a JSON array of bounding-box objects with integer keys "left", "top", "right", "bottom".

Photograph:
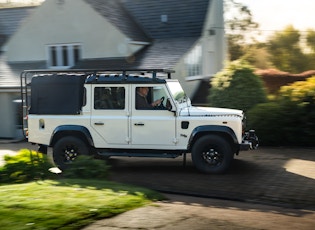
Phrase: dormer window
[{"left": 47, "top": 43, "right": 81, "bottom": 68}]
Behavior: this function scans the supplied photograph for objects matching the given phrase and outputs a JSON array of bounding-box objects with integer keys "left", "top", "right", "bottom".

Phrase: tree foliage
[
  {"left": 225, "top": 0, "right": 315, "bottom": 72},
  {"left": 266, "top": 25, "right": 310, "bottom": 73},
  {"left": 306, "top": 29, "right": 315, "bottom": 51},
  {"left": 224, "top": 0, "right": 259, "bottom": 61},
  {"left": 279, "top": 76, "right": 315, "bottom": 109},
  {"left": 208, "top": 60, "right": 267, "bottom": 112}
]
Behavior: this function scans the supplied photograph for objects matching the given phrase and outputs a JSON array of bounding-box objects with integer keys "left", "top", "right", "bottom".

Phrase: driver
[{"left": 136, "top": 87, "right": 162, "bottom": 109}]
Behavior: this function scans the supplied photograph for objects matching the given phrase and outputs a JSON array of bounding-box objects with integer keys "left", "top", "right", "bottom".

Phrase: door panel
[
  {"left": 131, "top": 113, "right": 176, "bottom": 146},
  {"left": 131, "top": 85, "right": 176, "bottom": 146},
  {"left": 91, "top": 86, "right": 129, "bottom": 146}
]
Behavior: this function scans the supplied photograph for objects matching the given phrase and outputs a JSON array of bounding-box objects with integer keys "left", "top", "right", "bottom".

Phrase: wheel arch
[
  {"left": 187, "top": 125, "right": 239, "bottom": 152},
  {"left": 50, "top": 125, "right": 94, "bottom": 147}
]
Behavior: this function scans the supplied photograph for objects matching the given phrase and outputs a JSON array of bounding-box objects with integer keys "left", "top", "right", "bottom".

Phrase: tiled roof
[
  {"left": 123, "top": 0, "right": 210, "bottom": 39},
  {"left": 135, "top": 37, "right": 198, "bottom": 69},
  {"left": 0, "top": 54, "right": 45, "bottom": 89},
  {"left": 84, "top": 0, "right": 209, "bottom": 40},
  {"left": 73, "top": 37, "right": 198, "bottom": 70},
  {"left": 0, "top": 6, "right": 36, "bottom": 47},
  {"left": 84, "top": 0, "right": 150, "bottom": 42}
]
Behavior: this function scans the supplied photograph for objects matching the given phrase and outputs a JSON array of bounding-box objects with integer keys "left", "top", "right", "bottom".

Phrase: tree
[
  {"left": 266, "top": 25, "right": 310, "bottom": 73},
  {"left": 241, "top": 44, "right": 272, "bottom": 69},
  {"left": 306, "top": 29, "right": 315, "bottom": 66},
  {"left": 224, "top": 0, "right": 259, "bottom": 61},
  {"left": 306, "top": 29, "right": 315, "bottom": 52}
]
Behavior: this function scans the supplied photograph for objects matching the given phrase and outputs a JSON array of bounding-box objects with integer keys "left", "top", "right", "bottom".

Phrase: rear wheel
[
  {"left": 53, "top": 136, "right": 89, "bottom": 170},
  {"left": 191, "top": 135, "right": 233, "bottom": 174}
]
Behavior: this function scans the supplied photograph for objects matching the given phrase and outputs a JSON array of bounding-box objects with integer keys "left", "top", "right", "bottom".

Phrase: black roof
[
  {"left": 123, "top": 0, "right": 210, "bottom": 39},
  {"left": 84, "top": 0, "right": 210, "bottom": 40},
  {"left": 0, "top": 6, "right": 36, "bottom": 47},
  {"left": 0, "top": 54, "right": 45, "bottom": 88},
  {"left": 84, "top": 0, "right": 150, "bottom": 42}
]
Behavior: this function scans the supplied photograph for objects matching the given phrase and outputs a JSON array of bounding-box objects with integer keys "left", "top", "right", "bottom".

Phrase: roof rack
[{"left": 21, "top": 68, "right": 175, "bottom": 79}]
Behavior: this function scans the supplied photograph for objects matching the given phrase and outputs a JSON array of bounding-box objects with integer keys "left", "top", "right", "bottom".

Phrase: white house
[{"left": 0, "top": 0, "right": 226, "bottom": 139}]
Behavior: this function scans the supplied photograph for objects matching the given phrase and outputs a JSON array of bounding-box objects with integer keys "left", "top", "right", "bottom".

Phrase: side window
[
  {"left": 135, "top": 86, "right": 168, "bottom": 110},
  {"left": 94, "top": 87, "right": 125, "bottom": 110}
]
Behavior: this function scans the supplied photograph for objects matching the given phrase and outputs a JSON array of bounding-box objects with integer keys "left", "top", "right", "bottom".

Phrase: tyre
[
  {"left": 191, "top": 135, "right": 233, "bottom": 174},
  {"left": 38, "top": 145, "right": 48, "bottom": 154},
  {"left": 53, "top": 136, "right": 89, "bottom": 170}
]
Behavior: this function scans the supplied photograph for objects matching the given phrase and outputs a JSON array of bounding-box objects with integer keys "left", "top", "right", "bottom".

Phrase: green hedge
[
  {"left": 0, "top": 149, "right": 53, "bottom": 183},
  {"left": 247, "top": 77, "right": 315, "bottom": 146},
  {"left": 0, "top": 149, "right": 111, "bottom": 184}
]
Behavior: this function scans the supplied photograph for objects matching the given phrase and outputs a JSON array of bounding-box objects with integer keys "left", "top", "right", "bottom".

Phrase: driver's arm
[{"left": 151, "top": 98, "right": 162, "bottom": 107}]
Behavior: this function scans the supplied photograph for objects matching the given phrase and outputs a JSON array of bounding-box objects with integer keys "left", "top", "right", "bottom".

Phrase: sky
[
  {"left": 236, "top": 0, "right": 315, "bottom": 40},
  {"left": 0, "top": 0, "right": 42, "bottom": 2}
]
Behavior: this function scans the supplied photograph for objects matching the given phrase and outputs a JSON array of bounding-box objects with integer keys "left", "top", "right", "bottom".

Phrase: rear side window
[{"left": 94, "top": 87, "right": 125, "bottom": 110}]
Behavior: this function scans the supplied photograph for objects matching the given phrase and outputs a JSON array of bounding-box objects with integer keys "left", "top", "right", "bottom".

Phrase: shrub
[
  {"left": 0, "top": 149, "right": 53, "bottom": 183},
  {"left": 279, "top": 76, "right": 315, "bottom": 108},
  {"left": 247, "top": 102, "right": 279, "bottom": 145},
  {"left": 62, "top": 156, "right": 110, "bottom": 179},
  {"left": 247, "top": 77, "right": 315, "bottom": 146},
  {"left": 208, "top": 60, "right": 267, "bottom": 112}
]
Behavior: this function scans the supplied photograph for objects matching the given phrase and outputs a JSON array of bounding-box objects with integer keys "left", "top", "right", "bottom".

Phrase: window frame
[
  {"left": 46, "top": 43, "right": 82, "bottom": 69},
  {"left": 185, "top": 44, "right": 202, "bottom": 78},
  {"left": 93, "top": 86, "right": 126, "bottom": 110}
]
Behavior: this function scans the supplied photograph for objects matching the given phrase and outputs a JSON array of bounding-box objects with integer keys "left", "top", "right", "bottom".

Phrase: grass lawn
[{"left": 0, "top": 179, "right": 164, "bottom": 230}]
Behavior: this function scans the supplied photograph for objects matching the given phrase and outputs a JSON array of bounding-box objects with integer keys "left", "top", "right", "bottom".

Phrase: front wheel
[
  {"left": 53, "top": 136, "right": 89, "bottom": 170},
  {"left": 191, "top": 135, "right": 233, "bottom": 174}
]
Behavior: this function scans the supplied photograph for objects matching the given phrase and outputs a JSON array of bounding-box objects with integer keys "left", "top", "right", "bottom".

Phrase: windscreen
[{"left": 167, "top": 81, "right": 187, "bottom": 103}]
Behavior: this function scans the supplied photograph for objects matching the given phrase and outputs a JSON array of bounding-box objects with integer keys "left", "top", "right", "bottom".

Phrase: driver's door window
[{"left": 135, "top": 86, "right": 167, "bottom": 110}]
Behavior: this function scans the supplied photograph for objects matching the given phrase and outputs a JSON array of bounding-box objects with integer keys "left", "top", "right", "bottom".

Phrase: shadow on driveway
[{"left": 109, "top": 147, "right": 315, "bottom": 210}]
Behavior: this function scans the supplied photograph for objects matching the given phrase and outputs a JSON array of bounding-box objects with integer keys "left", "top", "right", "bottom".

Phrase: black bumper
[{"left": 241, "top": 130, "right": 259, "bottom": 150}]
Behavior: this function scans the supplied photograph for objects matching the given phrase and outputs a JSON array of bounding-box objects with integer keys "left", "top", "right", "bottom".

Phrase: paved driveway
[{"left": 108, "top": 147, "right": 315, "bottom": 209}]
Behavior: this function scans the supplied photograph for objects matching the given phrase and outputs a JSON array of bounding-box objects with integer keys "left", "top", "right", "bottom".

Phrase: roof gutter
[
  {"left": 0, "top": 86, "right": 20, "bottom": 93},
  {"left": 185, "top": 74, "right": 214, "bottom": 81},
  {"left": 128, "top": 41, "right": 151, "bottom": 45}
]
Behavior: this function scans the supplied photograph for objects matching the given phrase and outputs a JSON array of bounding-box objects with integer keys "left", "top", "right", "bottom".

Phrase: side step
[{"left": 97, "top": 151, "right": 181, "bottom": 158}]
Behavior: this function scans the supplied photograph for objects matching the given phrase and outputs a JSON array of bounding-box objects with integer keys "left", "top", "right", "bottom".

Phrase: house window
[
  {"left": 185, "top": 44, "right": 202, "bottom": 77},
  {"left": 47, "top": 44, "right": 81, "bottom": 68}
]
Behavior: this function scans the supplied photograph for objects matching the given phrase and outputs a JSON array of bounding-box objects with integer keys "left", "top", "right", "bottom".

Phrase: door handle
[
  {"left": 94, "top": 122, "right": 104, "bottom": 125},
  {"left": 134, "top": 122, "right": 144, "bottom": 126}
]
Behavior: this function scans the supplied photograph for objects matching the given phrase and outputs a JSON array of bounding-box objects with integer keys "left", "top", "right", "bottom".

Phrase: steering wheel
[{"left": 155, "top": 96, "right": 165, "bottom": 109}]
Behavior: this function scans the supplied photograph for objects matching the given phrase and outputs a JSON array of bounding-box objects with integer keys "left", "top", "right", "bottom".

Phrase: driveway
[{"left": 108, "top": 147, "right": 315, "bottom": 209}]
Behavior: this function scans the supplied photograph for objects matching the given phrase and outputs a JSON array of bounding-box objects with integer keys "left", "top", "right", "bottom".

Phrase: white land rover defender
[{"left": 21, "top": 69, "right": 258, "bottom": 174}]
